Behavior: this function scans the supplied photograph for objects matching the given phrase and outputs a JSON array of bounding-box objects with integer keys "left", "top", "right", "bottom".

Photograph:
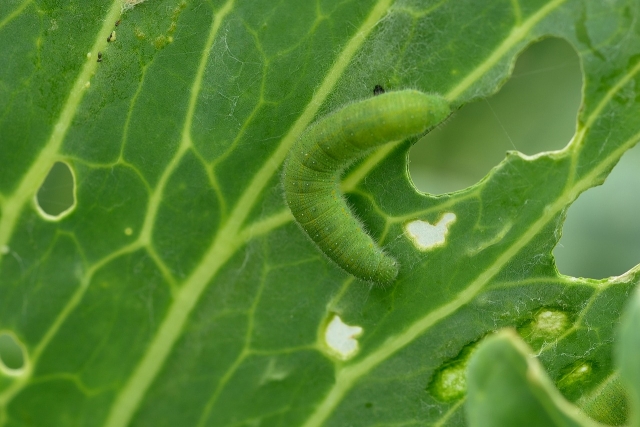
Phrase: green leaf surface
[
  {"left": 618, "top": 284, "right": 640, "bottom": 427},
  {"left": 1, "top": 0, "right": 639, "bottom": 426},
  {"left": 466, "top": 286, "right": 640, "bottom": 427},
  {"left": 466, "top": 330, "right": 604, "bottom": 427}
]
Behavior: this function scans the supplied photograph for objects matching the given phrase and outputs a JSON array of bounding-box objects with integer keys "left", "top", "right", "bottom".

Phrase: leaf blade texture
[{"left": 0, "top": 0, "right": 639, "bottom": 426}]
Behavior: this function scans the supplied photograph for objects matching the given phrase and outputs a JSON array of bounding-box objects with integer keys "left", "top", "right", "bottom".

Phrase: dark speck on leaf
[{"left": 373, "top": 85, "right": 385, "bottom": 96}]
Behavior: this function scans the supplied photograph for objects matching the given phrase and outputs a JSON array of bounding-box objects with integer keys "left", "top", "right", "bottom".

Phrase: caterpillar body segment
[{"left": 283, "top": 90, "right": 450, "bottom": 286}]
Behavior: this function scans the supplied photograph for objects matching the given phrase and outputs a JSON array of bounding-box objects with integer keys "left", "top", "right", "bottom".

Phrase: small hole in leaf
[
  {"left": 35, "top": 161, "right": 76, "bottom": 219},
  {"left": 428, "top": 339, "right": 481, "bottom": 402},
  {"left": 409, "top": 37, "right": 582, "bottom": 194},
  {"left": 0, "top": 332, "right": 25, "bottom": 373},
  {"left": 323, "top": 314, "right": 363, "bottom": 361},
  {"left": 554, "top": 143, "right": 640, "bottom": 279},
  {"left": 517, "top": 307, "right": 571, "bottom": 351},
  {"left": 557, "top": 359, "right": 595, "bottom": 399}
]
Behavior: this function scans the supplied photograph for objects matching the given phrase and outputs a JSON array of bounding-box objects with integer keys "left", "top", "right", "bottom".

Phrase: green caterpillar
[{"left": 282, "top": 90, "right": 450, "bottom": 286}]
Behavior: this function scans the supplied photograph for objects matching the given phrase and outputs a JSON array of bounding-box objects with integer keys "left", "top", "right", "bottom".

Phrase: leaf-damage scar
[{"left": 282, "top": 90, "right": 450, "bottom": 286}]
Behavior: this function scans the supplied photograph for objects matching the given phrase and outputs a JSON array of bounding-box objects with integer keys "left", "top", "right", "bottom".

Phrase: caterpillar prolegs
[{"left": 283, "top": 90, "right": 450, "bottom": 286}]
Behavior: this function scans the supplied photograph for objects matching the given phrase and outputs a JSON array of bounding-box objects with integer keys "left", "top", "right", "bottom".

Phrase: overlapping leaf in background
[{"left": 1, "top": 0, "right": 639, "bottom": 426}]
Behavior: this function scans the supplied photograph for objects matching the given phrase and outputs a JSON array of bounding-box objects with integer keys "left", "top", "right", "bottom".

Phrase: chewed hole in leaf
[
  {"left": 409, "top": 37, "right": 582, "bottom": 194},
  {"left": 557, "top": 359, "right": 595, "bottom": 395},
  {"left": 323, "top": 314, "right": 362, "bottom": 361},
  {"left": 554, "top": 143, "right": 640, "bottom": 279},
  {"left": 428, "top": 339, "right": 481, "bottom": 402},
  {"left": 122, "top": 0, "right": 148, "bottom": 11},
  {"left": 517, "top": 307, "right": 571, "bottom": 350},
  {"left": 35, "top": 161, "right": 76, "bottom": 220},
  {"left": 530, "top": 309, "right": 568, "bottom": 336},
  {"left": 0, "top": 332, "right": 26, "bottom": 374},
  {"left": 404, "top": 212, "right": 456, "bottom": 251}
]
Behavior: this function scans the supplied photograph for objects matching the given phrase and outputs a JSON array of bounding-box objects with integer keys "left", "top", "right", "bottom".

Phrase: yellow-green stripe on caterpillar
[{"left": 283, "top": 90, "right": 450, "bottom": 286}]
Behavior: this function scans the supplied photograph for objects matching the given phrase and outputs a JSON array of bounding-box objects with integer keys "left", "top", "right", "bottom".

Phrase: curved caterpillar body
[{"left": 283, "top": 90, "right": 450, "bottom": 286}]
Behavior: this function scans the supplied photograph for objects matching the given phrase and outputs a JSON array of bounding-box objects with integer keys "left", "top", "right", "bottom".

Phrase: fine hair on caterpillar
[{"left": 282, "top": 90, "right": 450, "bottom": 286}]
